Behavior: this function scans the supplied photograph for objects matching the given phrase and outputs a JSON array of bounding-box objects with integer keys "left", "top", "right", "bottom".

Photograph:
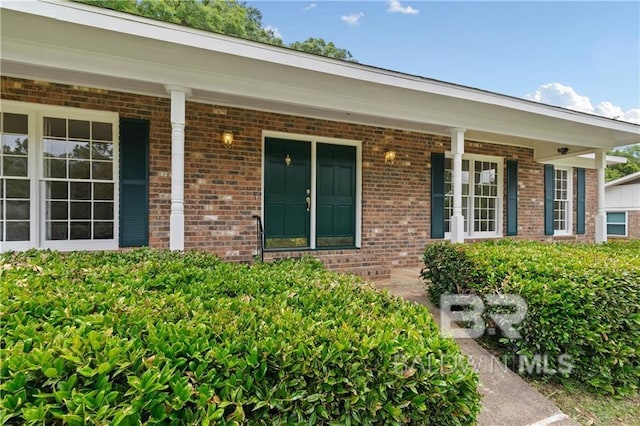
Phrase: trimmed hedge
[
  {"left": 1, "top": 249, "right": 480, "bottom": 425},
  {"left": 422, "top": 240, "right": 640, "bottom": 395}
]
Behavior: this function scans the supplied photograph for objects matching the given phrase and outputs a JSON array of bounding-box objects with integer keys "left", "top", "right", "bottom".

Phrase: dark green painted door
[
  {"left": 264, "top": 138, "right": 311, "bottom": 249},
  {"left": 316, "top": 143, "right": 356, "bottom": 248}
]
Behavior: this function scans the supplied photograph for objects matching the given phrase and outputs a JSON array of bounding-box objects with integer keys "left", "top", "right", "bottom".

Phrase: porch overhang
[{"left": 2, "top": 0, "right": 639, "bottom": 167}]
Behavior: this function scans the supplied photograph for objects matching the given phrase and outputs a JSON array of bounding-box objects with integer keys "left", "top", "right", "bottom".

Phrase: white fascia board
[
  {"left": 545, "top": 154, "right": 629, "bottom": 170},
  {"left": 578, "top": 153, "right": 628, "bottom": 166},
  {"left": 1, "top": 35, "right": 629, "bottom": 151},
  {"left": 4, "top": 0, "right": 640, "bottom": 136}
]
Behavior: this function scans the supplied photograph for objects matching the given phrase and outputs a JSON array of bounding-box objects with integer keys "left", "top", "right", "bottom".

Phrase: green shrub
[
  {"left": 1, "top": 249, "right": 480, "bottom": 425},
  {"left": 423, "top": 240, "right": 640, "bottom": 395},
  {"left": 420, "top": 243, "right": 477, "bottom": 306}
]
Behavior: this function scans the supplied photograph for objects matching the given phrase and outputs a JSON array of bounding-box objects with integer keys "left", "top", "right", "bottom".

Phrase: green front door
[
  {"left": 316, "top": 143, "right": 356, "bottom": 248},
  {"left": 264, "top": 138, "right": 311, "bottom": 249}
]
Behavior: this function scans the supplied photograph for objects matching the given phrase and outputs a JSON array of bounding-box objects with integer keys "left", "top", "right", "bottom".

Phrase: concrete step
[{"left": 337, "top": 265, "right": 390, "bottom": 280}]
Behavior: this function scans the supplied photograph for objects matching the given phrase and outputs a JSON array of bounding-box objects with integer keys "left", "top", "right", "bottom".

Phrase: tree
[
  {"left": 74, "top": 0, "right": 356, "bottom": 60},
  {"left": 606, "top": 145, "right": 640, "bottom": 181},
  {"left": 288, "top": 38, "right": 355, "bottom": 61}
]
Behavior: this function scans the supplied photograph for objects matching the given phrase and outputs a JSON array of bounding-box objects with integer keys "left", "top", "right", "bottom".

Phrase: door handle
[{"left": 305, "top": 196, "right": 311, "bottom": 212}]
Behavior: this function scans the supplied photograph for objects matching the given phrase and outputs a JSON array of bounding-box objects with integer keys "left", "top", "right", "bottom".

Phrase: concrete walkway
[{"left": 374, "top": 268, "right": 578, "bottom": 426}]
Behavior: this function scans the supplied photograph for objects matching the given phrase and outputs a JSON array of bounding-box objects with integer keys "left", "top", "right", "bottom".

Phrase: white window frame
[
  {"left": 0, "top": 100, "right": 119, "bottom": 252},
  {"left": 261, "top": 130, "right": 362, "bottom": 250},
  {"left": 553, "top": 167, "right": 573, "bottom": 236},
  {"left": 444, "top": 153, "right": 503, "bottom": 239},
  {"left": 606, "top": 211, "right": 627, "bottom": 237}
]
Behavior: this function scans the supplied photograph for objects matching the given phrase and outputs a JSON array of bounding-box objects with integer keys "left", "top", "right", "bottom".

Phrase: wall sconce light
[
  {"left": 384, "top": 150, "right": 397, "bottom": 164},
  {"left": 557, "top": 147, "right": 569, "bottom": 155},
  {"left": 222, "top": 131, "right": 234, "bottom": 148}
]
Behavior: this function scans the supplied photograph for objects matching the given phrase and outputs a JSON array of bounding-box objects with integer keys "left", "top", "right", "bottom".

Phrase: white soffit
[{"left": 1, "top": 1, "right": 639, "bottom": 150}]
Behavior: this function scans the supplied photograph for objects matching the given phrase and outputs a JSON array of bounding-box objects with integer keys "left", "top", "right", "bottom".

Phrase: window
[
  {"left": 1, "top": 112, "right": 31, "bottom": 246},
  {"left": 445, "top": 154, "right": 502, "bottom": 238},
  {"left": 0, "top": 101, "right": 118, "bottom": 251},
  {"left": 553, "top": 168, "right": 572, "bottom": 235},
  {"left": 606, "top": 211, "right": 627, "bottom": 237}
]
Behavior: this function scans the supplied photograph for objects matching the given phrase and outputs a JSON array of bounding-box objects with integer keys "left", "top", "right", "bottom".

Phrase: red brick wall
[
  {"left": 628, "top": 211, "right": 640, "bottom": 239},
  {"left": 1, "top": 77, "right": 598, "bottom": 275}
]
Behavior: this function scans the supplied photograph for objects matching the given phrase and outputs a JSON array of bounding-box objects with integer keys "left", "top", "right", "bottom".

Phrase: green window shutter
[
  {"left": 506, "top": 160, "right": 518, "bottom": 236},
  {"left": 576, "top": 168, "right": 586, "bottom": 234},
  {"left": 119, "top": 118, "right": 149, "bottom": 247},
  {"left": 431, "top": 152, "right": 445, "bottom": 239},
  {"left": 544, "top": 164, "right": 555, "bottom": 236}
]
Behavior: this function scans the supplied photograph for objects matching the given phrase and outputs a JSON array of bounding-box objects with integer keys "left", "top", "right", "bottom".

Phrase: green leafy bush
[
  {"left": 420, "top": 243, "right": 479, "bottom": 306},
  {"left": 1, "top": 249, "right": 480, "bottom": 425},
  {"left": 422, "top": 240, "right": 640, "bottom": 395}
]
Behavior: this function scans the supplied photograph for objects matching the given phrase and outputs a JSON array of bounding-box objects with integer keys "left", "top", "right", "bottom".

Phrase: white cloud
[
  {"left": 264, "top": 25, "right": 282, "bottom": 39},
  {"left": 303, "top": 3, "right": 317, "bottom": 13},
  {"left": 386, "top": 0, "right": 419, "bottom": 15},
  {"left": 525, "top": 82, "right": 640, "bottom": 124},
  {"left": 341, "top": 12, "right": 364, "bottom": 26}
]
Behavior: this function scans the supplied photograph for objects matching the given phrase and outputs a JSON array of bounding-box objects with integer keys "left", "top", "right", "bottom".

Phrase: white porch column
[
  {"left": 450, "top": 128, "right": 466, "bottom": 244},
  {"left": 166, "top": 86, "right": 192, "bottom": 251},
  {"left": 595, "top": 149, "right": 607, "bottom": 243}
]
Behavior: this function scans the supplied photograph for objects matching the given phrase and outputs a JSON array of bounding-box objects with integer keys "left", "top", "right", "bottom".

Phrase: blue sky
[{"left": 248, "top": 1, "right": 640, "bottom": 123}]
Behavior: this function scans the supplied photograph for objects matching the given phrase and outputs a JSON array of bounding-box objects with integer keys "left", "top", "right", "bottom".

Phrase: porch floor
[{"left": 374, "top": 268, "right": 578, "bottom": 426}]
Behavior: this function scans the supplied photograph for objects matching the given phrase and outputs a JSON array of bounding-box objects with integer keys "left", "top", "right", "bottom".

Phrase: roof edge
[
  {"left": 4, "top": 0, "right": 639, "bottom": 135},
  {"left": 606, "top": 171, "right": 640, "bottom": 187}
]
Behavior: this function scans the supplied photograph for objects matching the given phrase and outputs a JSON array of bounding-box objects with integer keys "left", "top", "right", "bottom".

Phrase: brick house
[
  {"left": 1, "top": 2, "right": 639, "bottom": 277},
  {"left": 605, "top": 171, "right": 640, "bottom": 239}
]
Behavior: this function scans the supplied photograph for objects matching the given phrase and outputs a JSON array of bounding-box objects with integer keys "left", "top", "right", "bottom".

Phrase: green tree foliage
[
  {"left": 288, "top": 37, "right": 355, "bottom": 61},
  {"left": 75, "top": 0, "right": 357, "bottom": 60},
  {"left": 606, "top": 144, "right": 640, "bottom": 181}
]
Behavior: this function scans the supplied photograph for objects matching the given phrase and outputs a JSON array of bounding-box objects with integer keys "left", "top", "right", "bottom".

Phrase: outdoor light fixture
[
  {"left": 384, "top": 150, "right": 397, "bottom": 164},
  {"left": 557, "top": 147, "right": 569, "bottom": 155},
  {"left": 222, "top": 131, "right": 234, "bottom": 148}
]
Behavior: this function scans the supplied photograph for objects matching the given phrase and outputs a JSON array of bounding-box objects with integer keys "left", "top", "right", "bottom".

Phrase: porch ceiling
[{"left": 2, "top": 1, "right": 639, "bottom": 166}]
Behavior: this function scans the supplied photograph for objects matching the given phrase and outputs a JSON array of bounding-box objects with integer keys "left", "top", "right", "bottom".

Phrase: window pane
[
  {"left": 94, "top": 202, "right": 114, "bottom": 220},
  {"left": 48, "top": 201, "right": 68, "bottom": 220},
  {"left": 2, "top": 135, "right": 28, "bottom": 155},
  {"left": 44, "top": 159, "right": 67, "bottom": 178},
  {"left": 47, "top": 222, "right": 68, "bottom": 240},
  {"left": 69, "top": 142, "right": 90, "bottom": 159},
  {"left": 47, "top": 181, "right": 68, "bottom": 199},
  {"left": 43, "top": 139, "right": 67, "bottom": 158},
  {"left": 70, "top": 202, "right": 91, "bottom": 220},
  {"left": 70, "top": 182, "right": 91, "bottom": 200},
  {"left": 92, "top": 122, "right": 113, "bottom": 141},
  {"left": 70, "top": 222, "right": 91, "bottom": 240},
  {"left": 69, "top": 160, "right": 90, "bottom": 179},
  {"left": 94, "top": 222, "right": 114, "bottom": 239},
  {"left": 94, "top": 183, "right": 114, "bottom": 200},
  {"left": 607, "top": 212, "right": 626, "bottom": 224},
  {"left": 92, "top": 162, "right": 113, "bottom": 180},
  {"left": 44, "top": 117, "right": 66, "bottom": 138},
  {"left": 6, "top": 221, "right": 29, "bottom": 241},
  {"left": 92, "top": 142, "right": 113, "bottom": 160},
  {"left": 68, "top": 120, "right": 90, "bottom": 140},
  {"left": 6, "top": 179, "right": 30, "bottom": 199},
  {"left": 3, "top": 156, "right": 28, "bottom": 177},
  {"left": 6, "top": 200, "right": 29, "bottom": 220},
  {"left": 3, "top": 113, "right": 28, "bottom": 134},
  {"left": 607, "top": 224, "right": 626, "bottom": 236}
]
